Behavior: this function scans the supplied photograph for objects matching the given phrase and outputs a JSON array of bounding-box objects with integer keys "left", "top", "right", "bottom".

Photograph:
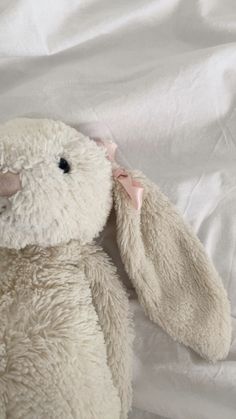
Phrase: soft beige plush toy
[{"left": 0, "top": 118, "right": 232, "bottom": 419}]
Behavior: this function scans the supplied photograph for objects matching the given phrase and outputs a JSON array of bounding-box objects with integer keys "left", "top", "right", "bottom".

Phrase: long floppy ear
[{"left": 114, "top": 170, "right": 232, "bottom": 362}]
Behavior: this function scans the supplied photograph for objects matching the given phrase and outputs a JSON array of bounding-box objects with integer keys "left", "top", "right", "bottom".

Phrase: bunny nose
[{"left": 0, "top": 171, "right": 21, "bottom": 197}]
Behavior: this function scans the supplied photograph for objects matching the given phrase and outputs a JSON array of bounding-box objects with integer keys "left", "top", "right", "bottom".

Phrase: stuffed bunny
[{"left": 0, "top": 118, "right": 231, "bottom": 419}]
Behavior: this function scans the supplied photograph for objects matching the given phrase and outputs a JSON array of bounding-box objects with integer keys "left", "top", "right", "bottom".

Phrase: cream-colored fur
[
  {"left": 114, "top": 172, "right": 232, "bottom": 362},
  {"left": 0, "top": 242, "right": 120, "bottom": 419},
  {"left": 81, "top": 245, "right": 133, "bottom": 418},
  {"left": 0, "top": 118, "right": 232, "bottom": 419},
  {"left": 0, "top": 118, "right": 112, "bottom": 249}
]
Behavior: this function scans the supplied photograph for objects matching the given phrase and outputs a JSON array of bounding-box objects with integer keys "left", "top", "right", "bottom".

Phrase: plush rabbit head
[
  {"left": 0, "top": 117, "right": 232, "bottom": 363},
  {"left": 0, "top": 118, "right": 113, "bottom": 249}
]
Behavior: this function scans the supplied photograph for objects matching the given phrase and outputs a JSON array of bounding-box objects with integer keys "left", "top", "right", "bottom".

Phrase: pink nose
[{"left": 0, "top": 171, "right": 21, "bottom": 197}]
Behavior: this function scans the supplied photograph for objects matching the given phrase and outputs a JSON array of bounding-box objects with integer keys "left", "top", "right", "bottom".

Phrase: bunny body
[
  {"left": 0, "top": 118, "right": 232, "bottom": 419},
  {"left": 0, "top": 241, "right": 128, "bottom": 419}
]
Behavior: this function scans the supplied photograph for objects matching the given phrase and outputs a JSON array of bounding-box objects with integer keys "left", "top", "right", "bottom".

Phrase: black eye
[{"left": 58, "top": 158, "right": 71, "bottom": 174}]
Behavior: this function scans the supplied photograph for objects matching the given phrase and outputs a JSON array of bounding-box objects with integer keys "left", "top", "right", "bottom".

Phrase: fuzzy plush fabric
[
  {"left": 0, "top": 118, "right": 232, "bottom": 419},
  {"left": 0, "top": 118, "right": 112, "bottom": 249},
  {"left": 82, "top": 244, "right": 133, "bottom": 418},
  {"left": 0, "top": 242, "right": 121, "bottom": 419},
  {"left": 114, "top": 172, "right": 232, "bottom": 362}
]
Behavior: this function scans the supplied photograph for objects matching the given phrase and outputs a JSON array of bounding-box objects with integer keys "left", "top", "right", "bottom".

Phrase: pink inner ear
[
  {"left": 0, "top": 172, "right": 21, "bottom": 197},
  {"left": 95, "top": 139, "right": 118, "bottom": 162}
]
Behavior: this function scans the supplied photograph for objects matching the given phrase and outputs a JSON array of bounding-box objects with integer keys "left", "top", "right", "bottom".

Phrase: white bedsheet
[{"left": 0, "top": 1, "right": 236, "bottom": 418}]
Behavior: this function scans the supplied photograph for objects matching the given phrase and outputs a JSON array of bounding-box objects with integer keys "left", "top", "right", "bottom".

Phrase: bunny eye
[{"left": 58, "top": 158, "right": 71, "bottom": 174}]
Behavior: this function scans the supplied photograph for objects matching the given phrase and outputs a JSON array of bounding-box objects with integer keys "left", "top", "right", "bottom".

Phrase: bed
[{"left": 0, "top": 1, "right": 236, "bottom": 418}]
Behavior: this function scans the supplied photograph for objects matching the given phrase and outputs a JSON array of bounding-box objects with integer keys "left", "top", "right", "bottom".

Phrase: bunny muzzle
[{"left": 0, "top": 171, "right": 21, "bottom": 215}]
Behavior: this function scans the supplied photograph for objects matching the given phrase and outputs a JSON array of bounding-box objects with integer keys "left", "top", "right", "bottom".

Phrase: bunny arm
[{"left": 81, "top": 243, "right": 133, "bottom": 419}]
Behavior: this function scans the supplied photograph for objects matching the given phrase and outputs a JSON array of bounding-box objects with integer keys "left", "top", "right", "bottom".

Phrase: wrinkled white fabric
[{"left": 0, "top": 1, "right": 236, "bottom": 418}]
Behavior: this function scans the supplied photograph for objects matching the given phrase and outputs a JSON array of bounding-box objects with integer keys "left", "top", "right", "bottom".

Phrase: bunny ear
[{"left": 113, "top": 170, "right": 232, "bottom": 362}]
